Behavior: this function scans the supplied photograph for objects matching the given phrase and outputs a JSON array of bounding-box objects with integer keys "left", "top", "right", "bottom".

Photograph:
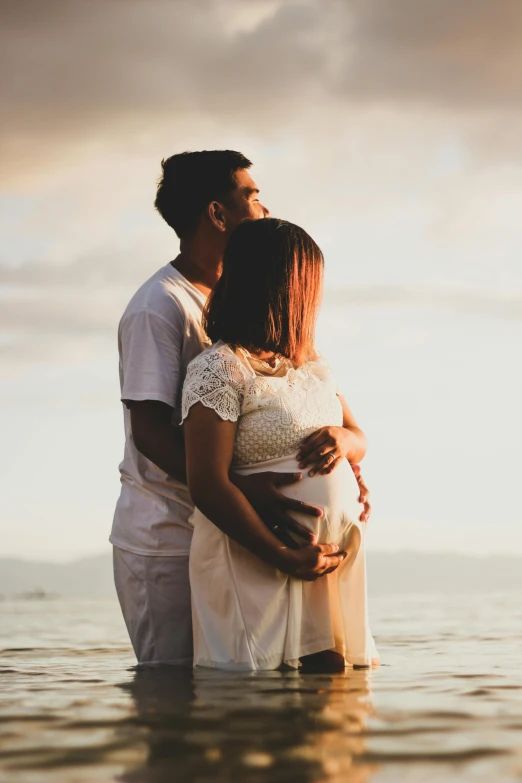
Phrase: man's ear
[{"left": 208, "top": 201, "right": 227, "bottom": 233}]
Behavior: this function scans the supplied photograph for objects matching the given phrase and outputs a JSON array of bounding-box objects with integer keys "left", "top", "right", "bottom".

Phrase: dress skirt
[{"left": 189, "top": 454, "right": 378, "bottom": 670}]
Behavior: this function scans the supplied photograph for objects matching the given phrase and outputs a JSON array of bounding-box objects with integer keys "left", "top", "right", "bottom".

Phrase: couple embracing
[{"left": 111, "top": 150, "right": 379, "bottom": 672}]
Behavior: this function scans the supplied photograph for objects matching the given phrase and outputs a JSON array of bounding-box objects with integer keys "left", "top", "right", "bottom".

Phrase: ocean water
[{"left": 1, "top": 594, "right": 522, "bottom": 783}]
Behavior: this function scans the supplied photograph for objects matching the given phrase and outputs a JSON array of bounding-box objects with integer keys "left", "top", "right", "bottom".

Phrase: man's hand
[
  {"left": 297, "top": 426, "right": 354, "bottom": 476},
  {"left": 353, "top": 464, "right": 371, "bottom": 523},
  {"left": 278, "top": 543, "right": 346, "bottom": 581},
  {"left": 231, "top": 471, "right": 322, "bottom": 548}
]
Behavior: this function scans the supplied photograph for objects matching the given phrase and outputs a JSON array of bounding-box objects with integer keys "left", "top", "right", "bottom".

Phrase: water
[{"left": 1, "top": 594, "right": 522, "bottom": 782}]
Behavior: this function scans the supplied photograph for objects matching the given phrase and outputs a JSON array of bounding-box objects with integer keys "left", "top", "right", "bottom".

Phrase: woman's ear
[{"left": 208, "top": 201, "right": 227, "bottom": 233}]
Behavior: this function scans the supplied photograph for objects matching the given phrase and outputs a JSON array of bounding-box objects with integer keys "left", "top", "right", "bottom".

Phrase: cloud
[
  {"left": 1, "top": 278, "right": 520, "bottom": 378},
  {"left": 0, "top": 0, "right": 321, "bottom": 167},
  {"left": 2, "top": 0, "right": 522, "bottom": 372},
  {"left": 1, "top": 0, "right": 521, "bottom": 168},
  {"left": 339, "top": 0, "right": 522, "bottom": 110}
]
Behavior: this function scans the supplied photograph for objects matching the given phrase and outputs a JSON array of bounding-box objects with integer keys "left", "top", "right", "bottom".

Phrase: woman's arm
[
  {"left": 184, "top": 402, "right": 345, "bottom": 580},
  {"left": 339, "top": 396, "right": 367, "bottom": 462},
  {"left": 297, "top": 395, "right": 367, "bottom": 475}
]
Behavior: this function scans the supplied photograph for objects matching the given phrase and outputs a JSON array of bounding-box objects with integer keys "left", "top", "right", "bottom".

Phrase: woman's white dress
[{"left": 181, "top": 341, "right": 378, "bottom": 671}]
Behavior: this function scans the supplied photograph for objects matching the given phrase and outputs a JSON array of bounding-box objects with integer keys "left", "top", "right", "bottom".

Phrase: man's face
[{"left": 224, "top": 169, "right": 270, "bottom": 230}]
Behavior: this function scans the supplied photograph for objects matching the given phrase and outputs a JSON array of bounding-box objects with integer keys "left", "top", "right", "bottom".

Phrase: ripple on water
[{"left": 1, "top": 595, "right": 522, "bottom": 782}]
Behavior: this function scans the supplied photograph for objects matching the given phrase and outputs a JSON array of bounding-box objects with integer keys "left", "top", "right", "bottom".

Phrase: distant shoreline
[{"left": 2, "top": 551, "right": 522, "bottom": 599}]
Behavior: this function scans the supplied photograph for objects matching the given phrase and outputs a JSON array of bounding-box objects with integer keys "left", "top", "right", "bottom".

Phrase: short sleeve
[
  {"left": 119, "top": 308, "right": 184, "bottom": 407},
  {"left": 181, "top": 349, "right": 248, "bottom": 423}
]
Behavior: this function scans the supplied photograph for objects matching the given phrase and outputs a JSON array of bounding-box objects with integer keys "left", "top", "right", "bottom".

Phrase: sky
[{"left": 1, "top": 0, "right": 521, "bottom": 561}]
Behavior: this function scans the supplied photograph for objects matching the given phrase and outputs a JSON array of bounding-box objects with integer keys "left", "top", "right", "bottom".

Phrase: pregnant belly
[{"left": 234, "top": 454, "right": 364, "bottom": 550}]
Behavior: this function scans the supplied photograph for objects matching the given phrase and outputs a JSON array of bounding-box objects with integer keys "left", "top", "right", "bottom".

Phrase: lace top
[{"left": 181, "top": 341, "right": 343, "bottom": 467}]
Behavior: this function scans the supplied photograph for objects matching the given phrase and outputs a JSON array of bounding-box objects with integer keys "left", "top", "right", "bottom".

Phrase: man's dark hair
[
  {"left": 204, "top": 219, "right": 324, "bottom": 366},
  {"left": 154, "top": 150, "right": 252, "bottom": 239}
]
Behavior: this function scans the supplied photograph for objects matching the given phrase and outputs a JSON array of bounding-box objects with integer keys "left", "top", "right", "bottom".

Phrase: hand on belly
[{"left": 279, "top": 457, "right": 364, "bottom": 552}]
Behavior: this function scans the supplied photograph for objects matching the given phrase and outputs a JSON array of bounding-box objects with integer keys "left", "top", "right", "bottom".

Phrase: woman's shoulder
[
  {"left": 300, "top": 352, "right": 340, "bottom": 388},
  {"left": 182, "top": 342, "right": 254, "bottom": 424},
  {"left": 301, "top": 351, "right": 333, "bottom": 374}
]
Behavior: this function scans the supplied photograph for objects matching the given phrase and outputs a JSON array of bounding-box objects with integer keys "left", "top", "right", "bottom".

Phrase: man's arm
[
  {"left": 128, "top": 400, "right": 187, "bottom": 484},
  {"left": 184, "top": 402, "right": 345, "bottom": 581},
  {"left": 119, "top": 303, "right": 187, "bottom": 482},
  {"left": 128, "top": 400, "right": 324, "bottom": 544}
]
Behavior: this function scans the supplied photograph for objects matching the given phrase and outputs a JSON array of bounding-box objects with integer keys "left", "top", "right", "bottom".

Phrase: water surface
[{"left": 1, "top": 594, "right": 522, "bottom": 782}]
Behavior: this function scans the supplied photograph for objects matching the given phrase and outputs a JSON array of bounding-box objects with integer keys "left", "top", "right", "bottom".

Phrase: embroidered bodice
[{"left": 181, "top": 341, "right": 343, "bottom": 467}]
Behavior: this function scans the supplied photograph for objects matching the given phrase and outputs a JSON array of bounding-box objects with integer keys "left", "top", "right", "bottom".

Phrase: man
[{"left": 111, "top": 150, "right": 369, "bottom": 666}]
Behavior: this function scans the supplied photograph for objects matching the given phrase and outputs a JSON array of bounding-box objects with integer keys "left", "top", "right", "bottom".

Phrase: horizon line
[{"left": 2, "top": 548, "right": 522, "bottom": 567}]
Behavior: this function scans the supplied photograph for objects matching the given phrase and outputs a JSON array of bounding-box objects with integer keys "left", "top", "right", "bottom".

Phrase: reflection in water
[
  {"left": 118, "top": 666, "right": 376, "bottom": 782},
  {"left": 3, "top": 596, "right": 522, "bottom": 782}
]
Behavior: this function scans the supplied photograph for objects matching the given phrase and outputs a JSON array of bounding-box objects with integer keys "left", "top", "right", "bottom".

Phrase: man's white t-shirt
[{"left": 110, "top": 264, "right": 209, "bottom": 557}]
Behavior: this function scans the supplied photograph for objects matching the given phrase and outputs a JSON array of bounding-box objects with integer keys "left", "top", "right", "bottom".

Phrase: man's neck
[{"left": 172, "top": 239, "right": 222, "bottom": 297}]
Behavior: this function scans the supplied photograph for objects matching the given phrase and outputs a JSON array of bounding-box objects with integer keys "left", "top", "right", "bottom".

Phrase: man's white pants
[{"left": 113, "top": 546, "right": 193, "bottom": 666}]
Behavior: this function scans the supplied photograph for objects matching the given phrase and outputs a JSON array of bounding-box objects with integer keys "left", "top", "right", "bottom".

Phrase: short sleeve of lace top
[{"left": 181, "top": 347, "right": 249, "bottom": 423}]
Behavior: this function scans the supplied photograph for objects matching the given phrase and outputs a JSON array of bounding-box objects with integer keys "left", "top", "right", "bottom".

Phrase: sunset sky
[{"left": 1, "top": 0, "right": 521, "bottom": 560}]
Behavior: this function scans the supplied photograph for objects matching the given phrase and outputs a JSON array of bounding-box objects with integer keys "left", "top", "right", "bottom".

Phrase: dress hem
[
  {"left": 193, "top": 643, "right": 378, "bottom": 672},
  {"left": 194, "top": 635, "right": 341, "bottom": 672}
]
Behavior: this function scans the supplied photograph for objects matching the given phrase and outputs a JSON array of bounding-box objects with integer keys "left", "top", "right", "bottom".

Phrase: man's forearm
[{"left": 134, "top": 425, "right": 187, "bottom": 484}]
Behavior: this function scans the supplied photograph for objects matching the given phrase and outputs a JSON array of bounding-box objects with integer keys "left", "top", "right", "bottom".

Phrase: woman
[{"left": 181, "top": 218, "right": 378, "bottom": 671}]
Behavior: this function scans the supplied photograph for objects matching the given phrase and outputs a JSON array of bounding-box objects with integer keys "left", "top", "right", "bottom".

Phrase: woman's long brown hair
[{"left": 204, "top": 218, "right": 324, "bottom": 365}]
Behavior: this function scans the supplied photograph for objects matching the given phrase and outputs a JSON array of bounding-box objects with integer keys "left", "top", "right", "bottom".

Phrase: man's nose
[{"left": 262, "top": 204, "right": 270, "bottom": 218}]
